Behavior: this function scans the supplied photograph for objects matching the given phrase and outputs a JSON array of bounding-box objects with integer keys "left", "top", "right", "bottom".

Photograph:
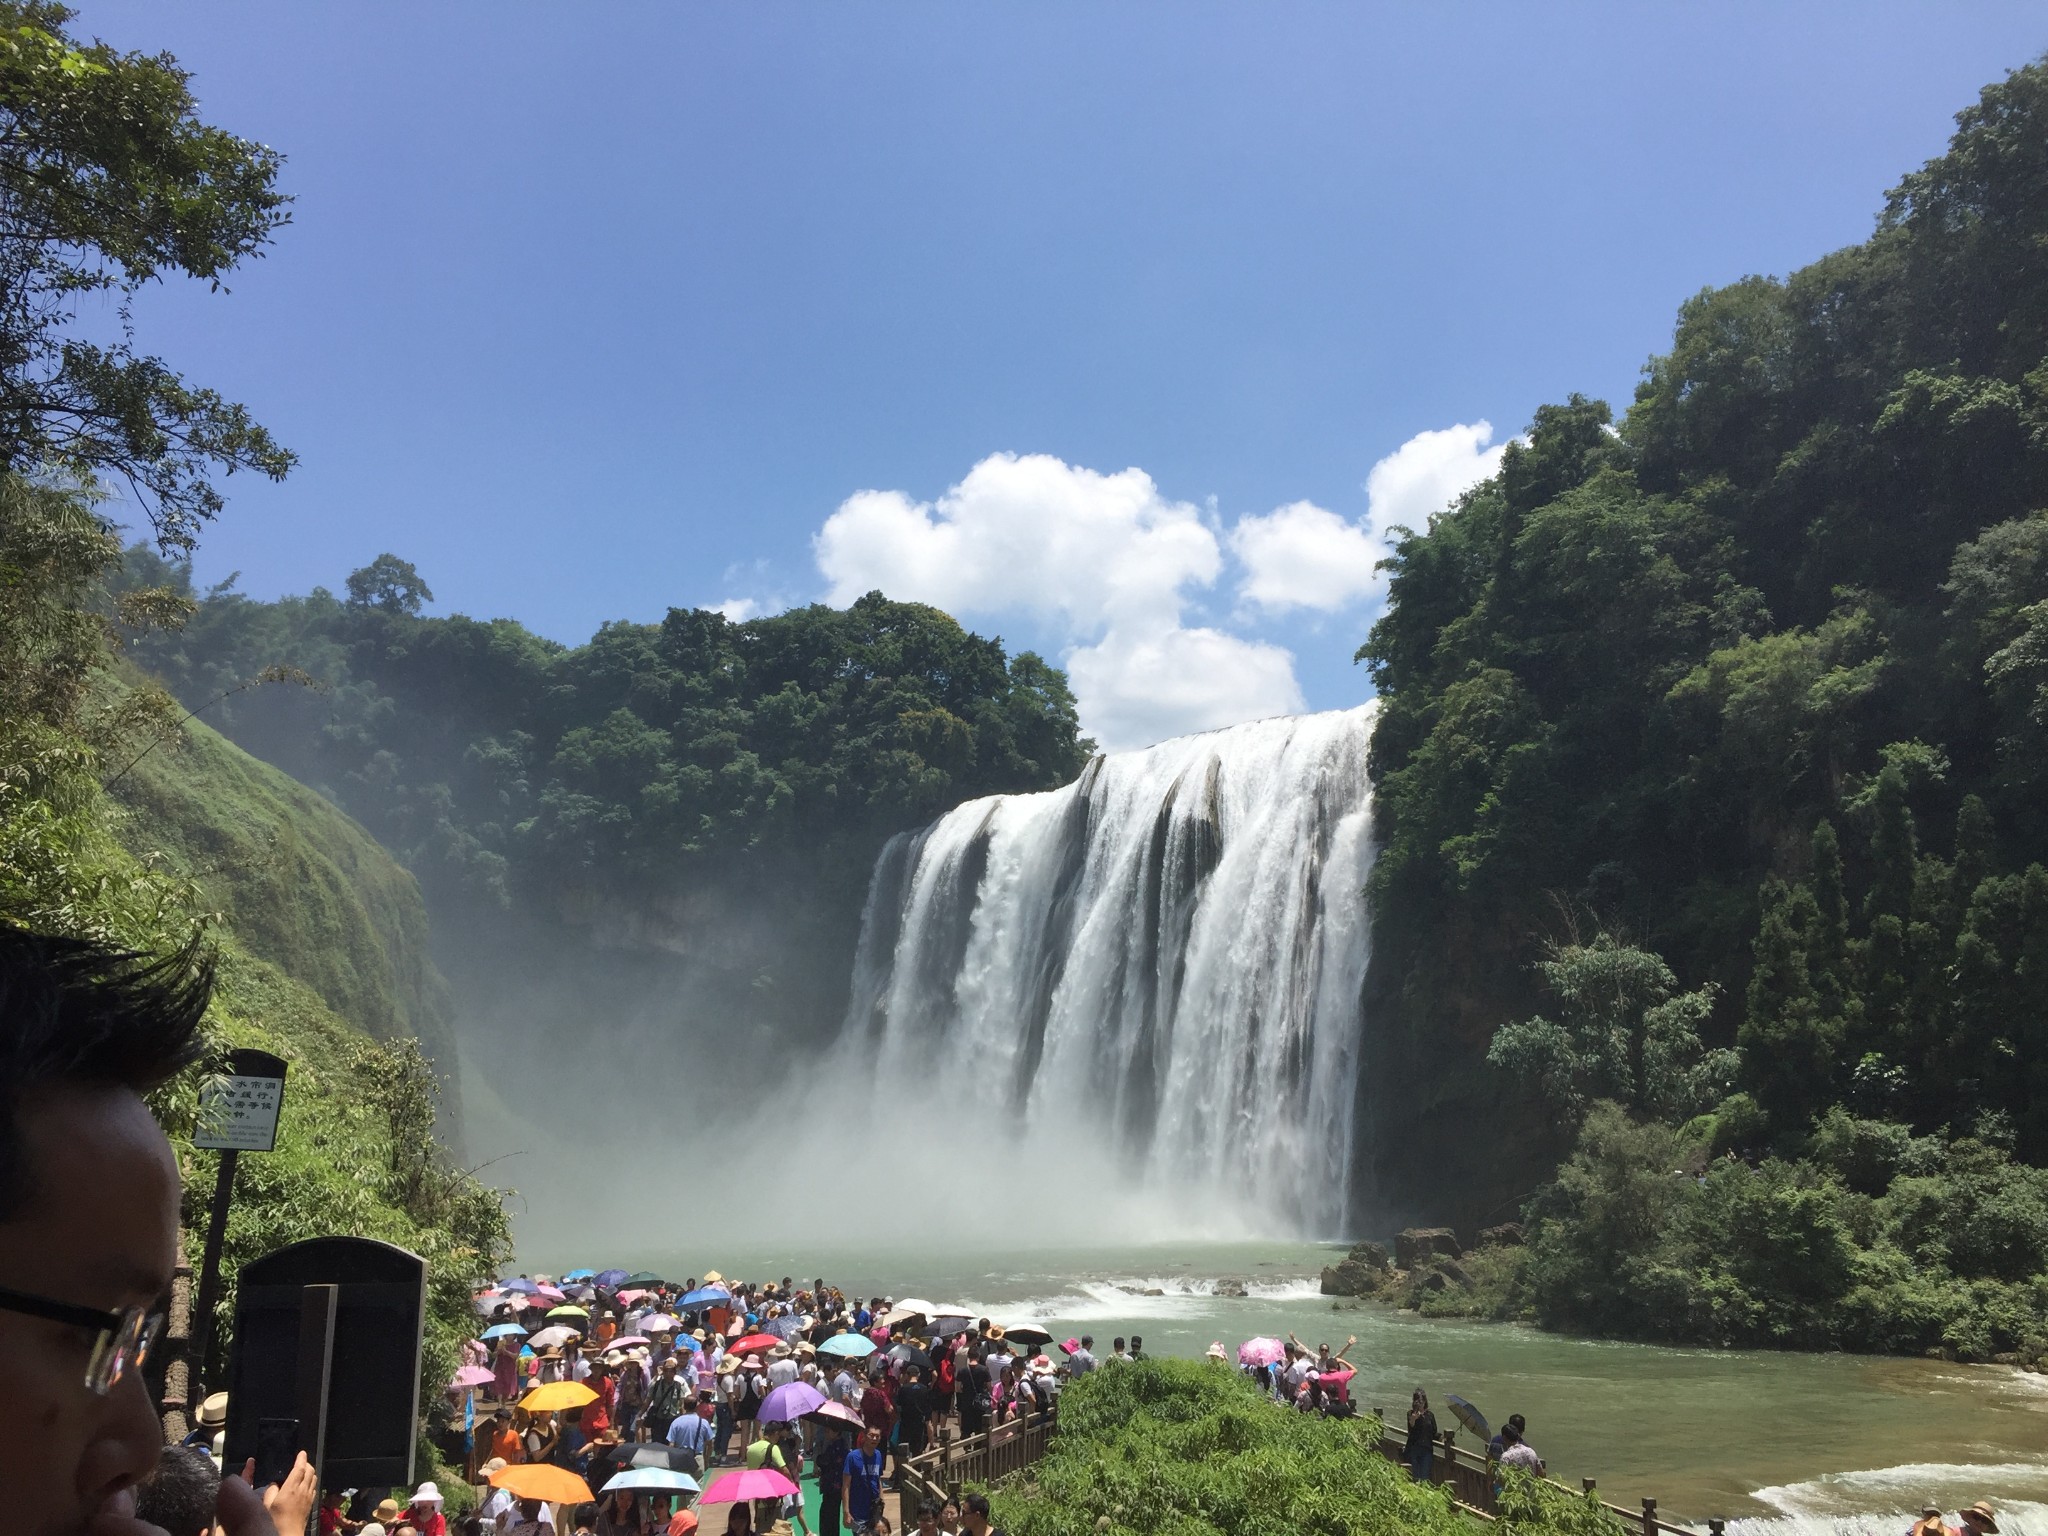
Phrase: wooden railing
[
  {"left": 1368, "top": 1411, "right": 1719, "bottom": 1536},
  {"left": 898, "top": 1415, "right": 1057, "bottom": 1515}
]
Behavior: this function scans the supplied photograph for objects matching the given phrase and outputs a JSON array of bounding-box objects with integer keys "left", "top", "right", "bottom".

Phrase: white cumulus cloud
[
  {"left": 1229, "top": 500, "right": 1382, "bottom": 615},
  {"left": 814, "top": 452, "right": 1303, "bottom": 750},
  {"left": 1231, "top": 422, "right": 1507, "bottom": 615}
]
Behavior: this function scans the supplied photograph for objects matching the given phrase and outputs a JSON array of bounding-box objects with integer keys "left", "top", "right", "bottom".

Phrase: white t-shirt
[{"left": 767, "top": 1358, "right": 800, "bottom": 1388}]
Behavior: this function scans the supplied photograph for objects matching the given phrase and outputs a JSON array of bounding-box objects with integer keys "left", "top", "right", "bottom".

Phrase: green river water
[{"left": 514, "top": 1238, "right": 2048, "bottom": 1531}]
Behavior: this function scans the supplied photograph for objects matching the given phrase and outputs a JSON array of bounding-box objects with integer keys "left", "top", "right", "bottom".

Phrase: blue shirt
[
  {"left": 844, "top": 1448, "right": 884, "bottom": 1521},
  {"left": 667, "top": 1412, "right": 715, "bottom": 1455}
]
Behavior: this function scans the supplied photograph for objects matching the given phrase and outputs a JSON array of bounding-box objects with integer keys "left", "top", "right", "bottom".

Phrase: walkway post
[{"left": 1642, "top": 1496, "right": 1659, "bottom": 1536}]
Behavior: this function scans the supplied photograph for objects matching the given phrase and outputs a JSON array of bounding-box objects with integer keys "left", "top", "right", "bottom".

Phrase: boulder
[
  {"left": 1213, "top": 1278, "right": 1249, "bottom": 1298},
  {"left": 1477, "top": 1222, "right": 1524, "bottom": 1248},
  {"left": 1395, "top": 1227, "right": 1463, "bottom": 1269}
]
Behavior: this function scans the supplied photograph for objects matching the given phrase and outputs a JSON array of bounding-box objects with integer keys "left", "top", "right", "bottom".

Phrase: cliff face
[{"left": 107, "top": 693, "right": 464, "bottom": 1138}]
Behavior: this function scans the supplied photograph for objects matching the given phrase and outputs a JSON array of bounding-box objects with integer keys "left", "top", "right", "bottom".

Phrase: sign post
[{"left": 189, "top": 1048, "right": 288, "bottom": 1400}]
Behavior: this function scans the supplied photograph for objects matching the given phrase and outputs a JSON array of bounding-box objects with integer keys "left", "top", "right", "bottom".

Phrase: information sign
[{"left": 194, "top": 1048, "right": 288, "bottom": 1153}]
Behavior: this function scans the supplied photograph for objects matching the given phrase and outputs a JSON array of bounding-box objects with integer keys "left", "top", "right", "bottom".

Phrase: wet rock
[
  {"left": 1213, "top": 1278, "right": 1249, "bottom": 1298},
  {"left": 1395, "top": 1227, "right": 1463, "bottom": 1269},
  {"left": 1142, "top": 1287, "right": 1165, "bottom": 1297}
]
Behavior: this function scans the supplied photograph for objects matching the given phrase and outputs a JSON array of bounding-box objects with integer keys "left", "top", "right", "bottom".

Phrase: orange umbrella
[
  {"left": 489, "top": 1463, "right": 595, "bottom": 1504},
  {"left": 521, "top": 1380, "right": 598, "bottom": 1412}
]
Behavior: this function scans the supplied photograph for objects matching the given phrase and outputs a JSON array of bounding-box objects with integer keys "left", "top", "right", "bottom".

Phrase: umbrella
[
  {"left": 924, "top": 1313, "right": 973, "bottom": 1340},
  {"left": 803, "top": 1401, "right": 864, "bottom": 1429},
  {"left": 472, "top": 1292, "right": 510, "bottom": 1315},
  {"left": 640, "top": 1314, "right": 681, "bottom": 1333},
  {"left": 547, "top": 1305, "right": 590, "bottom": 1320},
  {"left": 527, "top": 1326, "right": 581, "bottom": 1350},
  {"left": 617, "top": 1289, "right": 651, "bottom": 1305},
  {"left": 759, "top": 1382, "right": 826, "bottom": 1422},
  {"left": 521, "top": 1380, "right": 599, "bottom": 1412},
  {"left": 891, "top": 1298, "right": 938, "bottom": 1318},
  {"left": 596, "top": 1268, "right": 630, "bottom": 1287},
  {"left": 627, "top": 1445, "right": 685, "bottom": 1471},
  {"left": 450, "top": 1365, "right": 495, "bottom": 1390},
  {"left": 1447, "top": 1395, "right": 1491, "bottom": 1440},
  {"left": 564, "top": 1269, "right": 596, "bottom": 1281},
  {"left": 562, "top": 1284, "right": 595, "bottom": 1300},
  {"left": 602, "top": 1468, "right": 701, "bottom": 1495},
  {"left": 886, "top": 1342, "right": 933, "bottom": 1370},
  {"left": 699, "top": 1469, "right": 798, "bottom": 1505},
  {"left": 625, "top": 1272, "right": 663, "bottom": 1287},
  {"left": 679, "top": 1287, "right": 731, "bottom": 1308},
  {"left": 670, "top": 1334, "right": 702, "bottom": 1354},
  {"left": 1238, "top": 1337, "right": 1285, "bottom": 1367},
  {"left": 603, "top": 1335, "right": 654, "bottom": 1353},
  {"left": 500, "top": 1277, "right": 541, "bottom": 1295},
  {"left": 730, "top": 1333, "right": 781, "bottom": 1356},
  {"left": 533, "top": 1284, "right": 567, "bottom": 1303},
  {"left": 819, "top": 1334, "right": 876, "bottom": 1359},
  {"left": 481, "top": 1323, "right": 527, "bottom": 1340},
  {"left": 490, "top": 1464, "right": 594, "bottom": 1505},
  {"left": 1003, "top": 1324, "right": 1053, "bottom": 1348}
]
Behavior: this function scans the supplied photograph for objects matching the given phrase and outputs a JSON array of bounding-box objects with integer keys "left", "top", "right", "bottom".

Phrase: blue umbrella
[
  {"left": 679, "top": 1286, "right": 731, "bottom": 1308},
  {"left": 596, "top": 1269, "right": 630, "bottom": 1288},
  {"left": 563, "top": 1269, "right": 596, "bottom": 1281},
  {"left": 481, "top": 1323, "right": 528, "bottom": 1340},
  {"left": 601, "top": 1468, "right": 701, "bottom": 1494},
  {"left": 500, "top": 1277, "right": 541, "bottom": 1295},
  {"left": 819, "top": 1333, "right": 877, "bottom": 1359},
  {"left": 671, "top": 1334, "right": 702, "bottom": 1353},
  {"left": 1446, "top": 1395, "right": 1491, "bottom": 1441}
]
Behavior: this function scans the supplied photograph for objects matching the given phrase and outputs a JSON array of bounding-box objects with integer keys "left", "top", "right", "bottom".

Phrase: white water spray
[{"left": 835, "top": 705, "right": 1377, "bottom": 1237}]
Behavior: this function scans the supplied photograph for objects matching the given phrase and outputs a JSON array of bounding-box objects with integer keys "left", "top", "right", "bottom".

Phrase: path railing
[
  {"left": 898, "top": 1416, "right": 1057, "bottom": 1515},
  {"left": 1369, "top": 1411, "right": 1721, "bottom": 1536}
]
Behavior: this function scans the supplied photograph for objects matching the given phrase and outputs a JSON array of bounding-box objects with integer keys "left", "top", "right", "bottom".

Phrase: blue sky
[{"left": 78, "top": 2, "right": 2048, "bottom": 748}]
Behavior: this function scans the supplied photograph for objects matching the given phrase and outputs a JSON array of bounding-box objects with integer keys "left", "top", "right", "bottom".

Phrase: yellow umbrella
[
  {"left": 520, "top": 1380, "right": 598, "bottom": 1412},
  {"left": 490, "top": 1463, "right": 595, "bottom": 1505}
]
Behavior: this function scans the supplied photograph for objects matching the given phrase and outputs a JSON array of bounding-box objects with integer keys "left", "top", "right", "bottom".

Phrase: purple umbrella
[{"left": 758, "top": 1381, "right": 827, "bottom": 1423}]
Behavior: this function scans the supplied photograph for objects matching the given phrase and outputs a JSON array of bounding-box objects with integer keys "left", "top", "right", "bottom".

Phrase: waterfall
[{"left": 837, "top": 704, "right": 1377, "bottom": 1237}]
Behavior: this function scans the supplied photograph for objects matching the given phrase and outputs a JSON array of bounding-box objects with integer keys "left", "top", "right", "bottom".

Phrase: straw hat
[
  {"left": 196, "top": 1391, "right": 230, "bottom": 1428},
  {"left": 717, "top": 1355, "right": 742, "bottom": 1374},
  {"left": 1204, "top": 1342, "right": 1228, "bottom": 1361},
  {"left": 769, "top": 1345, "right": 793, "bottom": 1361},
  {"left": 480, "top": 1458, "right": 508, "bottom": 1477},
  {"left": 986, "top": 1325, "right": 1006, "bottom": 1342},
  {"left": 374, "top": 1500, "right": 405, "bottom": 1523},
  {"left": 692, "top": 1328, "right": 708, "bottom": 1342},
  {"left": 1963, "top": 1505, "right": 2000, "bottom": 1533}
]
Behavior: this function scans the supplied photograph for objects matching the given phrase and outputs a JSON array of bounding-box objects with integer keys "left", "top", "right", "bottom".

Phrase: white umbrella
[{"left": 528, "top": 1325, "right": 581, "bottom": 1349}]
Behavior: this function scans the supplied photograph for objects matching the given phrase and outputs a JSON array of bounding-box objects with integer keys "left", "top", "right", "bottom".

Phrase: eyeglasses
[{"left": 0, "top": 1283, "right": 164, "bottom": 1394}]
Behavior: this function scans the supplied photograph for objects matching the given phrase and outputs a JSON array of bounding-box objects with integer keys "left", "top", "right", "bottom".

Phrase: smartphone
[{"left": 254, "top": 1416, "right": 300, "bottom": 1488}]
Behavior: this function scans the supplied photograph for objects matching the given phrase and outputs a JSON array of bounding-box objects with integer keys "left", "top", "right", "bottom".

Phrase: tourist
[
  {"left": 1498, "top": 1424, "right": 1543, "bottom": 1476},
  {"left": 648, "top": 1355, "right": 689, "bottom": 1442},
  {"left": 1913, "top": 1505, "right": 1958, "bottom": 1536},
  {"left": 937, "top": 1500, "right": 962, "bottom": 1536},
  {"left": 1487, "top": 1412, "right": 1526, "bottom": 1462},
  {"left": 1404, "top": 1389, "right": 1438, "bottom": 1481},
  {"left": 410, "top": 1481, "right": 449, "bottom": 1536},
  {"left": 961, "top": 1492, "right": 1002, "bottom": 1536},
  {"left": 666, "top": 1394, "right": 716, "bottom": 1474},
  {"left": 1961, "top": 1504, "right": 1999, "bottom": 1535},
  {"left": 1110, "top": 1336, "right": 1129, "bottom": 1361},
  {"left": 136, "top": 1445, "right": 225, "bottom": 1536},
  {"left": 365, "top": 1498, "right": 408, "bottom": 1536},
  {"left": 723, "top": 1500, "right": 754, "bottom": 1536},
  {"left": 503, "top": 1496, "right": 555, "bottom": 1536},
  {"left": 816, "top": 1423, "right": 849, "bottom": 1536},
  {"left": 594, "top": 1489, "right": 647, "bottom": 1536},
  {"left": 845, "top": 1426, "right": 887, "bottom": 1535},
  {"left": 897, "top": 1364, "right": 933, "bottom": 1461},
  {"left": 1128, "top": 1335, "right": 1145, "bottom": 1360},
  {"left": 1069, "top": 1335, "right": 1098, "bottom": 1374}
]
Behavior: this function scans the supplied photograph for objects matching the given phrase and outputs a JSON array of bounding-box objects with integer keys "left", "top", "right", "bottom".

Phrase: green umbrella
[
  {"left": 624, "top": 1271, "right": 662, "bottom": 1287},
  {"left": 546, "top": 1305, "right": 590, "bottom": 1320}
]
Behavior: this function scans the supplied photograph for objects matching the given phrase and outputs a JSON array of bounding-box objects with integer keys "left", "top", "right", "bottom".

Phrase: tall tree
[{"left": 0, "top": 2, "right": 292, "bottom": 549}]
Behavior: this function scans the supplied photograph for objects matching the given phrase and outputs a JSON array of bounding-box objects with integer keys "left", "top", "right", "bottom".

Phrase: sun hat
[
  {"left": 1205, "top": 1342, "right": 1228, "bottom": 1361},
  {"left": 1059, "top": 1338, "right": 1079, "bottom": 1354},
  {"left": 1028, "top": 1354, "right": 1053, "bottom": 1371},
  {"left": 986, "top": 1325, "right": 1006, "bottom": 1341},
  {"left": 411, "top": 1481, "right": 443, "bottom": 1506},
  {"left": 196, "top": 1390, "right": 230, "bottom": 1428},
  {"left": 1964, "top": 1505, "right": 1999, "bottom": 1532},
  {"left": 374, "top": 1499, "right": 405, "bottom": 1522},
  {"left": 1924, "top": 1509, "right": 1944, "bottom": 1519}
]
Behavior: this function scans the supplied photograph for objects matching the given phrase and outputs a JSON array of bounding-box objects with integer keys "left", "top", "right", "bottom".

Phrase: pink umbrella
[
  {"left": 1238, "top": 1337, "right": 1285, "bottom": 1367},
  {"left": 803, "top": 1400, "right": 863, "bottom": 1429},
  {"left": 450, "top": 1365, "right": 495, "bottom": 1390},
  {"left": 639, "top": 1314, "right": 680, "bottom": 1332},
  {"left": 533, "top": 1284, "right": 566, "bottom": 1303},
  {"left": 602, "top": 1335, "right": 654, "bottom": 1352},
  {"left": 700, "top": 1468, "right": 799, "bottom": 1505},
  {"left": 616, "top": 1289, "right": 650, "bottom": 1304}
]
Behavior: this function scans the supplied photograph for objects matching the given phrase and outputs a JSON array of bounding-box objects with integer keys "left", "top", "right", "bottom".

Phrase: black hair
[
  {"left": 964, "top": 1494, "right": 991, "bottom": 1517},
  {"left": 0, "top": 926, "right": 213, "bottom": 1220},
  {"left": 1080, "top": 1335, "right": 1093, "bottom": 1347},
  {"left": 135, "top": 1445, "right": 218, "bottom": 1536}
]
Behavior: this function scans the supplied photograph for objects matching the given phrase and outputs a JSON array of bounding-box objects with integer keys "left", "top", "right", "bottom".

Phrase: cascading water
[{"left": 836, "top": 704, "right": 1376, "bottom": 1237}]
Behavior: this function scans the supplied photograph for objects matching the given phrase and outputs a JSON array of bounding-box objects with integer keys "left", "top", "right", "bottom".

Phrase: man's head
[
  {"left": 1080, "top": 1335, "right": 1092, "bottom": 1350},
  {"left": 1112, "top": 1337, "right": 1125, "bottom": 1354},
  {"left": 860, "top": 1428, "right": 880, "bottom": 1450},
  {"left": 1129, "top": 1336, "right": 1142, "bottom": 1353},
  {"left": 1962, "top": 1504, "right": 2000, "bottom": 1535},
  {"left": 963, "top": 1493, "right": 992, "bottom": 1533},
  {"left": 0, "top": 928, "right": 211, "bottom": 1536},
  {"left": 133, "top": 1445, "right": 218, "bottom": 1536}
]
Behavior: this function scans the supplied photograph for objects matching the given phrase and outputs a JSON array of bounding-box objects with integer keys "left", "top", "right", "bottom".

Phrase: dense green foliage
[
  {"left": 0, "top": 2, "right": 293, "bottom": 548},
  {"left": 117, "top": 557, "right": 1089, "bottom": 906},
  {"left": 996, "top": 1361, "right": 1618, "bottom": 1536},
  {"left": 0, "top": 477, "right": 508, "bottom": 1469},
  {"left": 1360, "top": 57, "right": 2048, "bottom": 1357}
]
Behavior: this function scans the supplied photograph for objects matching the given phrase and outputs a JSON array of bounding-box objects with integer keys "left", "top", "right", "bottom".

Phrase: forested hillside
[
  {"left": 1357, "top": 58, "right": 2048, "bottom": 1356},
  {"left": 114, "top": 558, "right": 1094, "bottom": 1137}
]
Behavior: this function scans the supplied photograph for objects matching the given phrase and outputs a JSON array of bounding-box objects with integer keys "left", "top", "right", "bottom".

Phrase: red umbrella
[{"left": 729, "top": 1333, "right": 780, "bottom": 1356}]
